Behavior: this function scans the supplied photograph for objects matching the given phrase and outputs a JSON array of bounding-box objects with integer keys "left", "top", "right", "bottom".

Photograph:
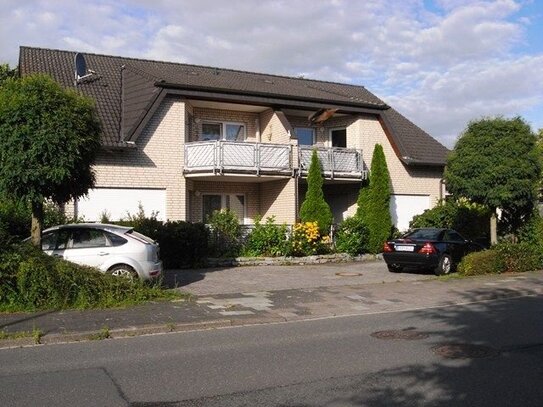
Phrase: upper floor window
[
  {"left": 201, "top": 122, "right": 246, "bottom": 142},
  {"left": 295, "top": 127, "right": 315, "bottom": 146}
]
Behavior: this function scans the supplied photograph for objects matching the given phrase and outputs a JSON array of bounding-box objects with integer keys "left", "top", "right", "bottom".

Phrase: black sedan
[{"left": 382, "top": 228, "right": 483, "bottom": 275}]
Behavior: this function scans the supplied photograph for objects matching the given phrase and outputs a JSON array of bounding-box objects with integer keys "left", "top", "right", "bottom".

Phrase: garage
[
  {"left": 77, "top": 188, "right": 167, "bottom": 221},
  {"left": 390, "top": 194, "right": 430, "bottom": 232}
]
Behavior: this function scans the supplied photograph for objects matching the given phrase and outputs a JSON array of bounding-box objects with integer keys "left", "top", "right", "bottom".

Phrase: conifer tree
[
  {"left": 356, "top": 144, "right": 392, "bottom": 253},
  {"left": 300, "top": 150, "right": 333, "bottom": 235}
]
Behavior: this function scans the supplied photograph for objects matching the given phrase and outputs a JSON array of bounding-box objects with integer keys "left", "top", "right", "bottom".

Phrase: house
[{"left": 19, "top": 46, "right": 449, "bottom": 231}]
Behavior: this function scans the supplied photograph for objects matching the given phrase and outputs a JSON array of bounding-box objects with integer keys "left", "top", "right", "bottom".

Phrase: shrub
[
  {"left": 244, "top": 216, "right": 288, "bottom": 257},
  {"left": 288, "top": 221, "right": 331, "bottom": 256},
  {"left": 334, "top": 216, "right": 369, "bottom": 256},
  {"left": 1, "top": 243, "right": 178, "bottom": 312},
  {"left": 493, "top": 242, "right": 542, "bottom": 273},
  {"left": 207, "top": 209, "right": 242, "bottom": 257},
  {"left": 410, "top": 199, "right": 490, "bottom": 244},
  {"left": 356, "top": 144, "right": 392, "bottom": 254},
  {"left": 457, "top": 250, "right": 502, "bottom": 276},
  {"left": 299, "top": 150, "right": 333, "bottom": 235},
  {"left": 458, "top": 242, "right": 542, "bottom": 277},
  {"left": 157, "top": 221, "right": 209, "bottom": 268}
]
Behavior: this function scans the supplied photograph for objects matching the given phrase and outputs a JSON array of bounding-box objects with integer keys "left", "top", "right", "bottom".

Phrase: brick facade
[{"left": 80, "top": 97, "right": 442, "bottom": 226}]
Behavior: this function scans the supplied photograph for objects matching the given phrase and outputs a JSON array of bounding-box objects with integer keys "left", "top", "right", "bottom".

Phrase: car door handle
[{"left": 98, "top": 252, "right": 109, "bottom": 256}]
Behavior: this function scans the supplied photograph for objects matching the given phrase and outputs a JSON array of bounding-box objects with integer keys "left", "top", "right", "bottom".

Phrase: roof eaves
[{"left": 155, "top": 81, "right": 390, "bottom": 111}]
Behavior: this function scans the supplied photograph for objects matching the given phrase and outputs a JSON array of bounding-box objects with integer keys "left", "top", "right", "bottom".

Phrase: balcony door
[
  {"left": 330, "top": 128, "right": 347, "bottom": 148},
  {"left": 202, "top": 193, "right": 246, "bottom": 223}
]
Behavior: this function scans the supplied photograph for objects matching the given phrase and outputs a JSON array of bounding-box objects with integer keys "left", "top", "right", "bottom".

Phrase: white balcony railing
[
  {"left": 185, "top": 141, "right": 292, "bottom": 175},
  {"left": 298, "top": 145, "right": 366, "bottom": 179}
]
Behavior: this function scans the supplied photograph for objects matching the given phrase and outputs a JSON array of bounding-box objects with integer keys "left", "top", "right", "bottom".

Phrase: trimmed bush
[
  {"left": 458, "top": 242, "right": 542, "bottom": 277},
  {"left": 457, "top": 250, "right": 502, "bottom": 276},
  {"left": 300, "top": 150, "right": 333, "bottom": 235},
  {"left": 334, "top": 216, "right": 369, "bottom": 256},
  {"left": 244, "top": 216, "right": 288, "bottom": 257}
]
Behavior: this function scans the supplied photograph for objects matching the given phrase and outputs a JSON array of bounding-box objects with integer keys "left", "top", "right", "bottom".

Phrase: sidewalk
[{"left": 1, "top": 264, "right": 542, "bottom": 348}]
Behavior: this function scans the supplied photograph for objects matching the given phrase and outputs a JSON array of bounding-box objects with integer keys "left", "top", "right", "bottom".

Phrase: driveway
[{"left": 165, "top": 260, "right": 435, "bottom": 295}]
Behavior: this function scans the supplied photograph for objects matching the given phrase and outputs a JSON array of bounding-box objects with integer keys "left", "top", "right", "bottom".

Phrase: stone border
[{"left": 205, "top": 253, "right": 382, "bottom": 267}]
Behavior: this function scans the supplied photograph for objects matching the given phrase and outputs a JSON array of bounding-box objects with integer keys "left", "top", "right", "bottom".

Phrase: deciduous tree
[
  {"left": 445, "top": 117, "right": 540, "bottom": 244},
  {"left": 0, "top": 74, "right": 101, "bottom": 246}
]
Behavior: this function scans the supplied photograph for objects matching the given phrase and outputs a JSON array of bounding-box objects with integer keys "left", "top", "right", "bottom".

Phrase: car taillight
[
  {"left": 419, "top": 242, "right": 436, "bottom": 254},
  {"left": 383, "top": 242, "right": 394, "bottom": 252}
]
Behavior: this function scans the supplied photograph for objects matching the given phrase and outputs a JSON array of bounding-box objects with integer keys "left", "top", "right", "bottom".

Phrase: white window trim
[
  {"left": 294, "top": 127, "right": 316, "bottom": 146},
  {"left": 202, "top": 193, "right": 248, "bottom": 224},
  {"left": 200, "top": 121, "right": 246, "bottom": 141},
  {"left": 328, "top": 127, "right": 347, "bottom": 148}
]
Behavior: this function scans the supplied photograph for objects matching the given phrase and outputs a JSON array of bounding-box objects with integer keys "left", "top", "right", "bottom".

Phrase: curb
[{"left": 0, "top": 315, "right": 289, "bottom": 349}]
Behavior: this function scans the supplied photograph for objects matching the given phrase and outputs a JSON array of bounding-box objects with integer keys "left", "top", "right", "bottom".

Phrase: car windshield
[{"left": 404, "top": 229, "right": 442, "bottom": 241}]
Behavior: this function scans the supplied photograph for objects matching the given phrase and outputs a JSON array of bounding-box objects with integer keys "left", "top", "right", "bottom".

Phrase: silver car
[{"left": 40, "top": 223, "right": 162, "bottom": 280}]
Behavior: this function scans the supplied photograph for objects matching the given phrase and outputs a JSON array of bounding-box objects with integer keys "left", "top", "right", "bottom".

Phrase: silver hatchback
[{"left": 40, "top": 223, "right": 162, "bottom": 280}]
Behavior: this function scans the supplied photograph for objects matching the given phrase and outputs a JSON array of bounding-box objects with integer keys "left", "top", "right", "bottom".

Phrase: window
[
  {"left": 202, "top": 193, "right": 246, "bottom": 223},
  {"left": 330, "top": 128, "right": 347, "bottom": 148},
  {"left": 70, "top": 228, "right": 107, "bottom": 249},
  {"left": 201, "top": 122, "right": 246, "bottom": 141},
  {"left": 295, "top": 127, "right": 315, "bottom": 146}
]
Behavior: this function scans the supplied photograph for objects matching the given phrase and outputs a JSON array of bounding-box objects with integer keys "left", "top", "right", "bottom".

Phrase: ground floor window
[{"left": 202, "top": 193, "right": 246, "bottom": 223}]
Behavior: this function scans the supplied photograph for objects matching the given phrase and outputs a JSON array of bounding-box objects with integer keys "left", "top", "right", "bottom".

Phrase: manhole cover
[
  {"left": 432, "top": 343, "right": 500, "bottom": 359},
  {"left": 335, "top": 272, "right": 363, "bottom": 277},
  {"left": 371, "top": 329, "right": 429, "bottom": 340}
]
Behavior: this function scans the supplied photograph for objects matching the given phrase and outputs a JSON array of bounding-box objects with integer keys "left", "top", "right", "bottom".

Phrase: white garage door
[
  {"left": 390, "top": 195, "right": 430, "bottom": 232},
  {"left": 77, "top": 188, "right": 166, "bottom": 221}
]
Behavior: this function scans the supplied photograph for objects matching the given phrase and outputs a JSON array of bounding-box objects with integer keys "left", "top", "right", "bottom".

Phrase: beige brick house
[{"left": 19, "top": 47, "right": 449, "bottom": 231}]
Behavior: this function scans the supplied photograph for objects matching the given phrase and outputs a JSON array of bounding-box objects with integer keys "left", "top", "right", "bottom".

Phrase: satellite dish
[{"left": 75, "top": 53, "right": 87, "bottom": 78}]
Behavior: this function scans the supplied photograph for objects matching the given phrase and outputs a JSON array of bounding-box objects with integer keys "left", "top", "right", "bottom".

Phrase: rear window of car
[
  {"left": 105, "top": 231, "right": 128, "bottom": 247},
  {"left": 404, "top": 229, "right": 443, "bottom": 240}
]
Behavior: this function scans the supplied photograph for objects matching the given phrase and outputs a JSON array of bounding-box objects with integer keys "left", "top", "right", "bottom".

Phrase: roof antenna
[{"left": 74, "top": 52, "right": 93, "bottom": 85}]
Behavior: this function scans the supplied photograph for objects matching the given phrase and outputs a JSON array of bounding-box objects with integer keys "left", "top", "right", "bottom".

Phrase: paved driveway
[{"left": 165, "top": 260, "right": 435, "bottom": 295}]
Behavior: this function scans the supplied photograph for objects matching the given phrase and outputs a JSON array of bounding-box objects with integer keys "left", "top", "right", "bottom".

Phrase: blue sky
[{"left": 1, "top": 0, "right": 542, "bottom": 147}]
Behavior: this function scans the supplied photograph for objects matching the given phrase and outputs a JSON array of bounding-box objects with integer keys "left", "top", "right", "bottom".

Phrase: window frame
[
  {"left": 201, "top": 193, "right": 247, "bottom": 224},
  {"left": 329, "top": 127, "right": 347, "bottom": 148},
  {"left": 200, "top": 121, "right": 246, "bottom": 142},
  {"left": 294, "top": 127, "right": 315, "bottom": 146}
]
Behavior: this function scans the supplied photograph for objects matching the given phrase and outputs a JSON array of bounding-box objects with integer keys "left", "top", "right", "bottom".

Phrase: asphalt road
[{"left": 1, "top": 295, "right": 542, "bottom": 406}]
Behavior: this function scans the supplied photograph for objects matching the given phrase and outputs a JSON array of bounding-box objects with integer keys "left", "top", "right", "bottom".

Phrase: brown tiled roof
[{"left": 18, "top": 46, "right": 448, "bottom": 165}]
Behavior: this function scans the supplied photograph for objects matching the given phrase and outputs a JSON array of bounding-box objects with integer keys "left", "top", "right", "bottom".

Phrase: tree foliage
[
  {"left": 0, "top": 64, "right": 17, "bottom": 85},
  {"left": 0, "top": 74, "right": 101, "bottom": 244},
  {"left": 445, "top": 117, "right": 540, "bottom": 236},
  {"left": 299, "top": 150, "right": 333, "bottom": 235},
  {"left": 356, "top": 144, "right": 392, "bottom": 253}
]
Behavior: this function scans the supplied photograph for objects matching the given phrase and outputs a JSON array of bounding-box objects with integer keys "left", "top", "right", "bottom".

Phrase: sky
[{"left": 1, "top": 0, "right": 542, "bottom": 148}]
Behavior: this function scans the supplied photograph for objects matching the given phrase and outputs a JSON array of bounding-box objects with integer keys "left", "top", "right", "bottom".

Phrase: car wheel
[
  {"left": 387, "top": 264, "right": 403, "bottom": 273},
  {"left": 108, "top": 264, "right": 139, "bottom": 280},
  {"left": 434, "top": 254, "right": 452, "bottom": 276}
]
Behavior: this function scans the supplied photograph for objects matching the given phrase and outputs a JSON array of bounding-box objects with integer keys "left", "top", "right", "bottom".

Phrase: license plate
[{"left": 395, "top": 245, "right": 414, "bottom": 252}]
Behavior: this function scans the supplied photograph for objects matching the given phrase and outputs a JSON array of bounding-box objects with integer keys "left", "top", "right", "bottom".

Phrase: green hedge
[
  {"left": 458, "top": 242, "right": 542, "bottom": 276},
  {"left": 0, "top": 243, "right": 177, "bottom": 312},
  {"left": 334, "top": 216, "right": 369, "bottom": 256}
]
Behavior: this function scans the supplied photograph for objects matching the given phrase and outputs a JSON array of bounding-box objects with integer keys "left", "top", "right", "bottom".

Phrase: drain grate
[
  {"left": 432, "top": 343, "right": 500, "bottom": 359},
  {"left": 371, "top": 329, "right": 429, "bottom": 340},
  {"left": 335, "top": 272, "right": 363, "bottom": 277}
]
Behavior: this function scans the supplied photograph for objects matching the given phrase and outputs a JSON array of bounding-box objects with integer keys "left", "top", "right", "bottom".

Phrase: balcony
[
  {"left": 298, "top": 146, "right": 366, "bottom": 180},
  {"left": 184, "top": 141, "right": 293, "bottom": 177}
]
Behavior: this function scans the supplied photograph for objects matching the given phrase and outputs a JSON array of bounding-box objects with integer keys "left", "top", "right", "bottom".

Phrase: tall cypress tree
[
  {"left": 356, "top": 144, "right": 392, "bottom": 253},
  {"left": 300, "top": 150, "right": 333, "bottom": 235}
]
